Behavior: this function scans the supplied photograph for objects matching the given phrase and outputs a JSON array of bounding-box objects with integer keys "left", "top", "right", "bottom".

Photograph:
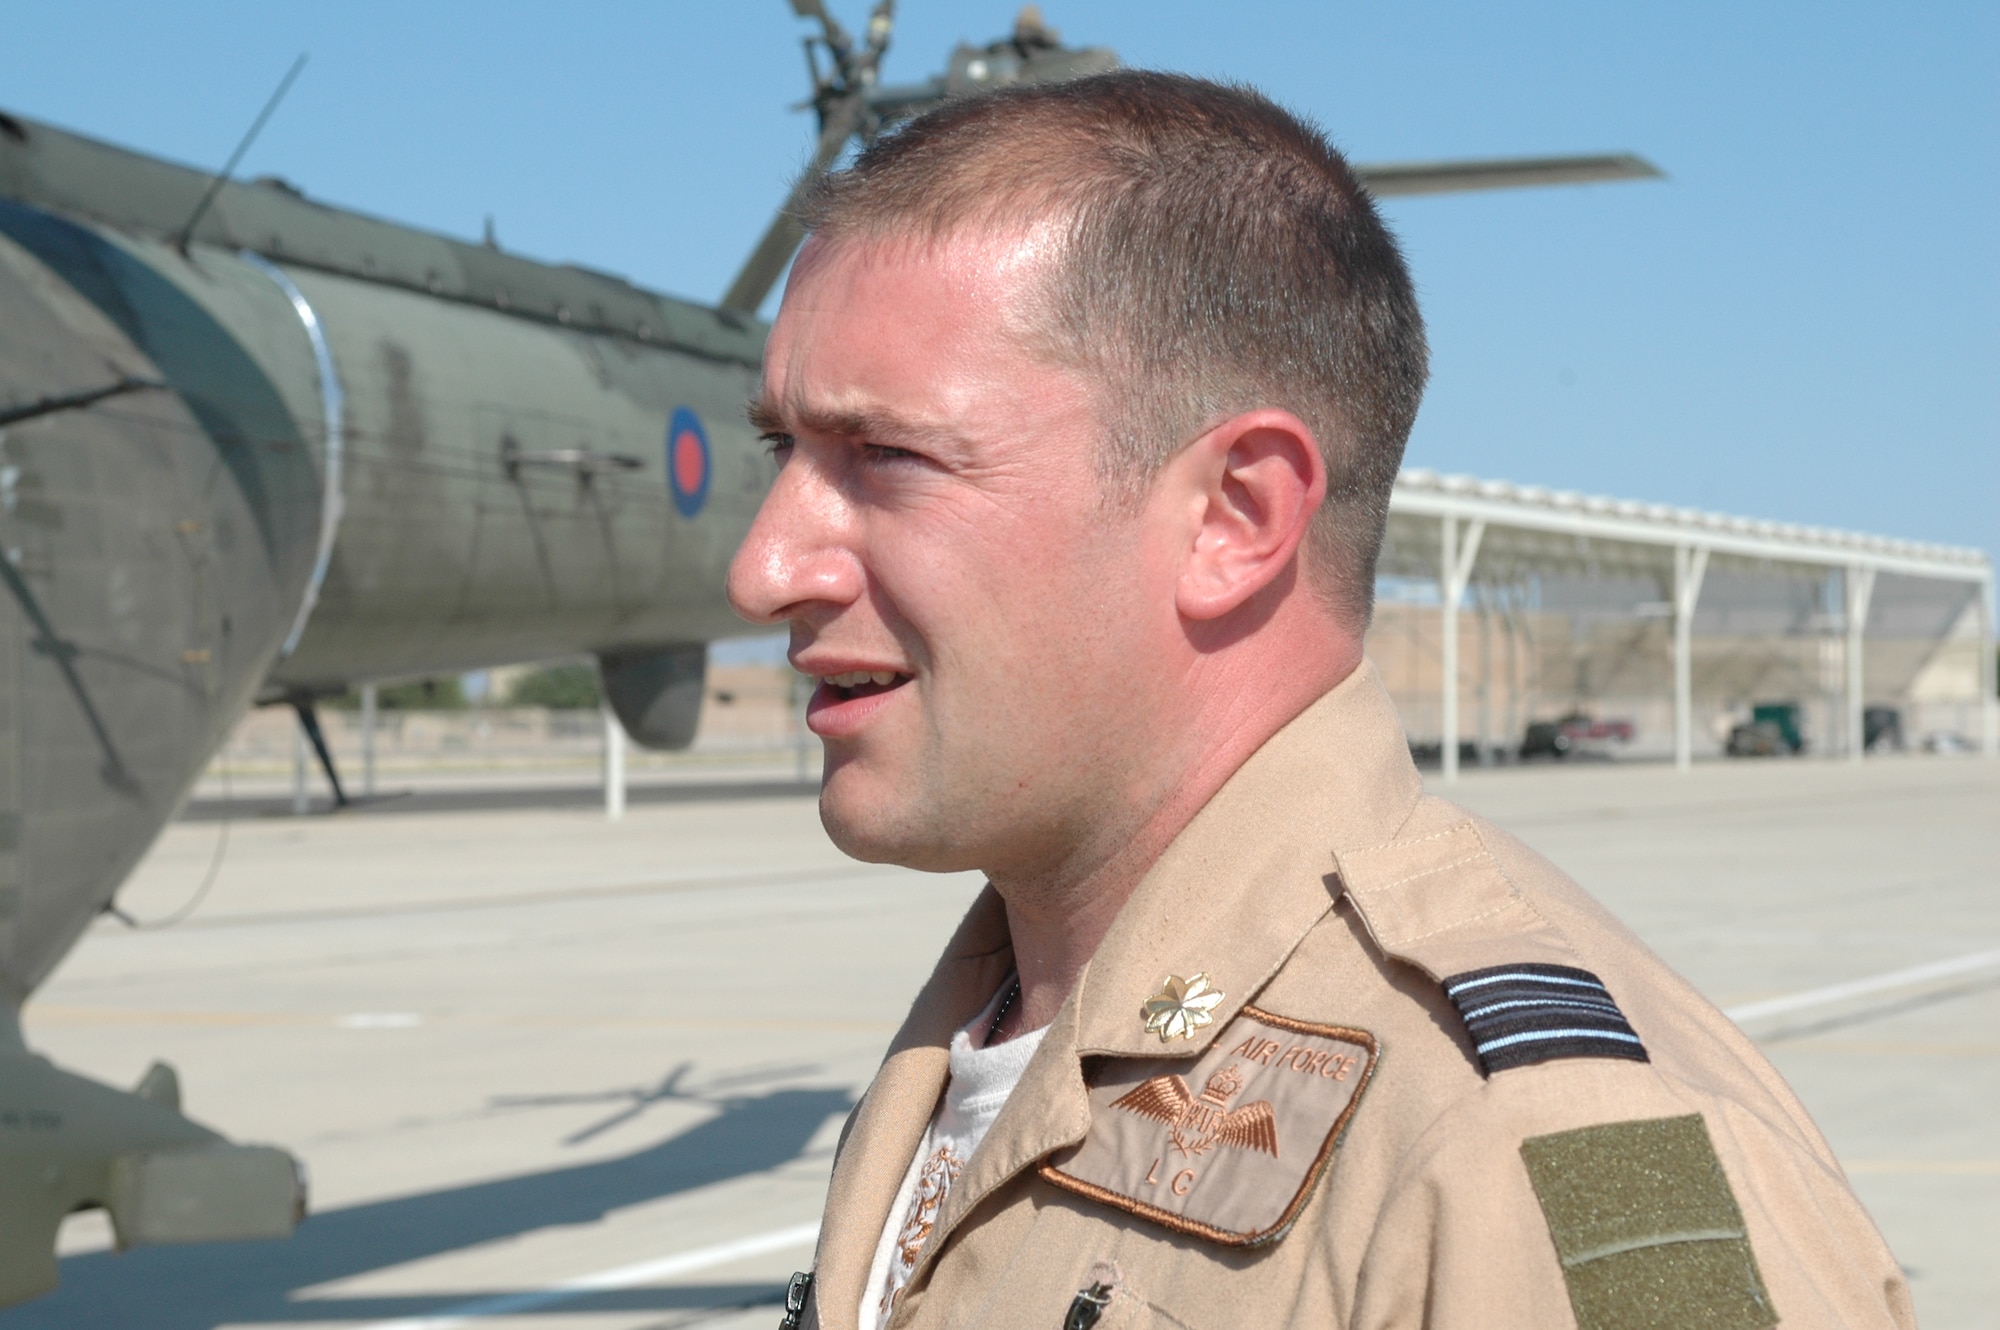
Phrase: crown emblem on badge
[
  {"left": 1199, "top": 1064, "right": 1245, "bottom": 1106},
  {"left": 1141, "top": 973, "right": 1224, "bottom": 1043}
]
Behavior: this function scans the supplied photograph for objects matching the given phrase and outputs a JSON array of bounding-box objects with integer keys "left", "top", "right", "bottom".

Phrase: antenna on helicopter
[
  {"left": 719, "top": 2, "right": 894, "bottom": 315},
  {"left": 171, "top": 52, "right": 309, "bottom": 256}
]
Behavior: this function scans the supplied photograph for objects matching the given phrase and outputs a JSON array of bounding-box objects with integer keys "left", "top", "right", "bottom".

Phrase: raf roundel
[{"left": 666, "top": 406, "right": 710, "bottom": 518}]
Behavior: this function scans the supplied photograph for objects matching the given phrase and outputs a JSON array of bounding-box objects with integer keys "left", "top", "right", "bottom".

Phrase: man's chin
[{"left": 817, "top": 767, "right": 969, "bottom": 873}]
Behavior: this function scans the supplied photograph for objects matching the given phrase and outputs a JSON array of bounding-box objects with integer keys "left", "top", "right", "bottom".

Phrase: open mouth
[{"left": 819, "top": 670, "right": 912, "bottom": 701}]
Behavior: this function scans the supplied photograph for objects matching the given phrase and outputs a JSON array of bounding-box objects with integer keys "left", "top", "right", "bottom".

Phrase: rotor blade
[
  {"left": 1355, "top": 152, "right": 1663, "bottom": 198},
  {"left": 720, "top": 94, "right": 867, "bottom": 315}
]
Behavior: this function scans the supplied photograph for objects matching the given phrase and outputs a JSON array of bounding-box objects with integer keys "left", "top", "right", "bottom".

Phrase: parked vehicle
[
  {"left": 1520, "top": 712, "right": 1635, "bottom": 760},
  {"left": 1728, "top": 702, "right": 1806, "bottom": 756},
  {"left": 1863, "top": 705, "right": 1904, "bottom": 752},
  {"left": 1409, "top": 739, "right": 1492, "bottom": 768}
]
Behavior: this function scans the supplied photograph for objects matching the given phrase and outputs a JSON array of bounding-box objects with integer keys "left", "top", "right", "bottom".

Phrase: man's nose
[{"left": 726, "top": 458, "right": 862, "bottom": 626}]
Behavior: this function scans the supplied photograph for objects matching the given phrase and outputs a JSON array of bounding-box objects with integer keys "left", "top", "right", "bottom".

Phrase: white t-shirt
[{"left": 861, "top": 993, "right": 1047, "bottom": 1330}]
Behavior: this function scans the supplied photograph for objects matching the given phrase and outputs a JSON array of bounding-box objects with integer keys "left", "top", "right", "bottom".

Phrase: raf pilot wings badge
[
  {"left": 1042, "top": 1007, "right": 1378, "bottom": 1246},
  {"left": 1111, "top": 1063, "right": 1280, "bottom": 1161}
]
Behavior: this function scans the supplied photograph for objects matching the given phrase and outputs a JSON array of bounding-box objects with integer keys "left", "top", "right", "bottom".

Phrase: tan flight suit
[{"left": 790, "top": 662, "right": 1913, "bottom": 1330}]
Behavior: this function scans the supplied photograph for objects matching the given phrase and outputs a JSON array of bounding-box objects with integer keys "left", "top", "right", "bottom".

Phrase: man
[{"left": 730, "top": 71, "right": 1911, "bottom": 1330}]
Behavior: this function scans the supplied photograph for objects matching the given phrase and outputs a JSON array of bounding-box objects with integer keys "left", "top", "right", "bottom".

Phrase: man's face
[{"left": 728, "top": 229, "right": 1185, "bottom": 878}]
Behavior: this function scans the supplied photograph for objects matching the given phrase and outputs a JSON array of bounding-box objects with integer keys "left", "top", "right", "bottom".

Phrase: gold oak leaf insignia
[{"left": 1141, "top": 973, "right": 1225, "bottom": 1042}]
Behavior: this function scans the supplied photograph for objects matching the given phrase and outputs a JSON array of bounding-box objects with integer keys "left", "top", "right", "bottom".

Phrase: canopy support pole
[
  {"left": 1846, "top": 565, "right": 1877, "bottom": 761},
  {"left": 1673, "top": 544, "right": 1710, "bottom": 772},
  {"left": 1979, "top": 573, "right": 1997, "bottom": 759},
  {"left": 1439, "top": 515, "right": 1486, "bottom": 783}
]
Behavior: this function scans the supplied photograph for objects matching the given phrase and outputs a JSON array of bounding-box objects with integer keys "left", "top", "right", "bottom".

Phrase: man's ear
[{"left": 1167, "top": 408, "right": 1327, "bottom": 621}]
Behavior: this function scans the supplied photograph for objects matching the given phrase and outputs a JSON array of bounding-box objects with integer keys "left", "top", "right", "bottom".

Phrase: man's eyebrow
[
  {"left": 746, "top": 399, "right": 786, "bottom": 434},
  {"left": 745, "top": 398, "right": 960, "bottom": 452}
]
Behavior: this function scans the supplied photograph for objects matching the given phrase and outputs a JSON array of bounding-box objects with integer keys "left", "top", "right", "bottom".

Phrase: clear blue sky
[{"left": 4, "top": 2, "right": 1994, "bottom": 567}]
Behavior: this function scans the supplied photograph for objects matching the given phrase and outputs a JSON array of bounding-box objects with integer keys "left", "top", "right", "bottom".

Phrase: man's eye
[
  {"left": 760, "top": 432, "right": 794, "bottom": 458},
  {"left": 862, "top": 444, "right": 919, "bottom": 463}
]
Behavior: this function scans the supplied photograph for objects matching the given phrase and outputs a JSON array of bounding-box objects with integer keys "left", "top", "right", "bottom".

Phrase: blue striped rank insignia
[{"left": 1442, "top": 963, "right": 1649, "bottom": 1076}]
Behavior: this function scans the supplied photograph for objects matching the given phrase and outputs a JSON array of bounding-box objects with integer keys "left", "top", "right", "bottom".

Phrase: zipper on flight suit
[
  {"left": 1063, "top": 1280, "right": 1116, "bottom": 1330},
  {"left": 779, "top": 1270, "right": 814, "bottom": 1328}
]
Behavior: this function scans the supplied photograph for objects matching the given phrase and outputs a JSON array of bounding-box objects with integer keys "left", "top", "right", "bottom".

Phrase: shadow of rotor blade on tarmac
[{"left": 3, "top": 1086, "right": 852, "bottom": 1330}]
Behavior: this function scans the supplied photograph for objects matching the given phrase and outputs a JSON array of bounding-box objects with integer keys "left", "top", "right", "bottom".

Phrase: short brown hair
[{"left": 802, "top": 71, "right": 1427, "bottom": 625}]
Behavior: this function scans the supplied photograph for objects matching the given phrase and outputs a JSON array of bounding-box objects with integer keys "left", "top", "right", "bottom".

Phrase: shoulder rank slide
[{"left": 1443, "top": 963, "right": 1648, "bottom": 1076}]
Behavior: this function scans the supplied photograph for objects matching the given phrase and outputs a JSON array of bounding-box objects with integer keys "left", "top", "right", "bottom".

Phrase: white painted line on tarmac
[
  {"left": 1724, "top": 947, "right": 2000, "bottom": 1024},
  {"left": 352, "top": 1221, "right": 819, "bottom": 1330},
  {"left": 336, "top": 1012, "right": 423, "bottom": 1029}
]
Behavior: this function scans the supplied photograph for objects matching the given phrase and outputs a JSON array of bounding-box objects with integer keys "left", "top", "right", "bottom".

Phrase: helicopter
[{"left": 0, "top": 1, "right": 1658, "bottom": 1306}]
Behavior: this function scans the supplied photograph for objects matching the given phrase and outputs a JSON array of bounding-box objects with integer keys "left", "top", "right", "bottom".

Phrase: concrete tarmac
[{"left": 7, "top": 754, "right": 1996, "bottom": 1329}]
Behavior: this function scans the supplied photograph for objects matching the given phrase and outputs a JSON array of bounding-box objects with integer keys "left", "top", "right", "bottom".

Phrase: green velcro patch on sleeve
[{"left": 1520, "top": 1113, "right": 1776, "bottom": 1330}]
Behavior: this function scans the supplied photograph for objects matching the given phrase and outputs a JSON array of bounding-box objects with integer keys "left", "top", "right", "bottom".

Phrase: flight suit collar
[
  {"left": 1071, "top": 657, "right": 1425, "bottom": 1058},
  {"left": 880, "top": 661, "right": 1425, "bottom": 1315},
  {"left": 810, "top": 889, "right": 1013, "bottom": 1330}
]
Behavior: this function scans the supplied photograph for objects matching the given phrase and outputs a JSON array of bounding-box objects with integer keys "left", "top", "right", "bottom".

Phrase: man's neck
[
  {"left": 990, "top": 830, "right": 1171, "bottom": 1040},
  {"left": 987, "top": 644, "right": 1360, "bottom": 1041}
]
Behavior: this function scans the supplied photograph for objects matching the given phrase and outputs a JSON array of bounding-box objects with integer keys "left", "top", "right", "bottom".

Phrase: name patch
[{"left": 1040, "top": 1007, "right": 1377, "bottom": 1246}]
